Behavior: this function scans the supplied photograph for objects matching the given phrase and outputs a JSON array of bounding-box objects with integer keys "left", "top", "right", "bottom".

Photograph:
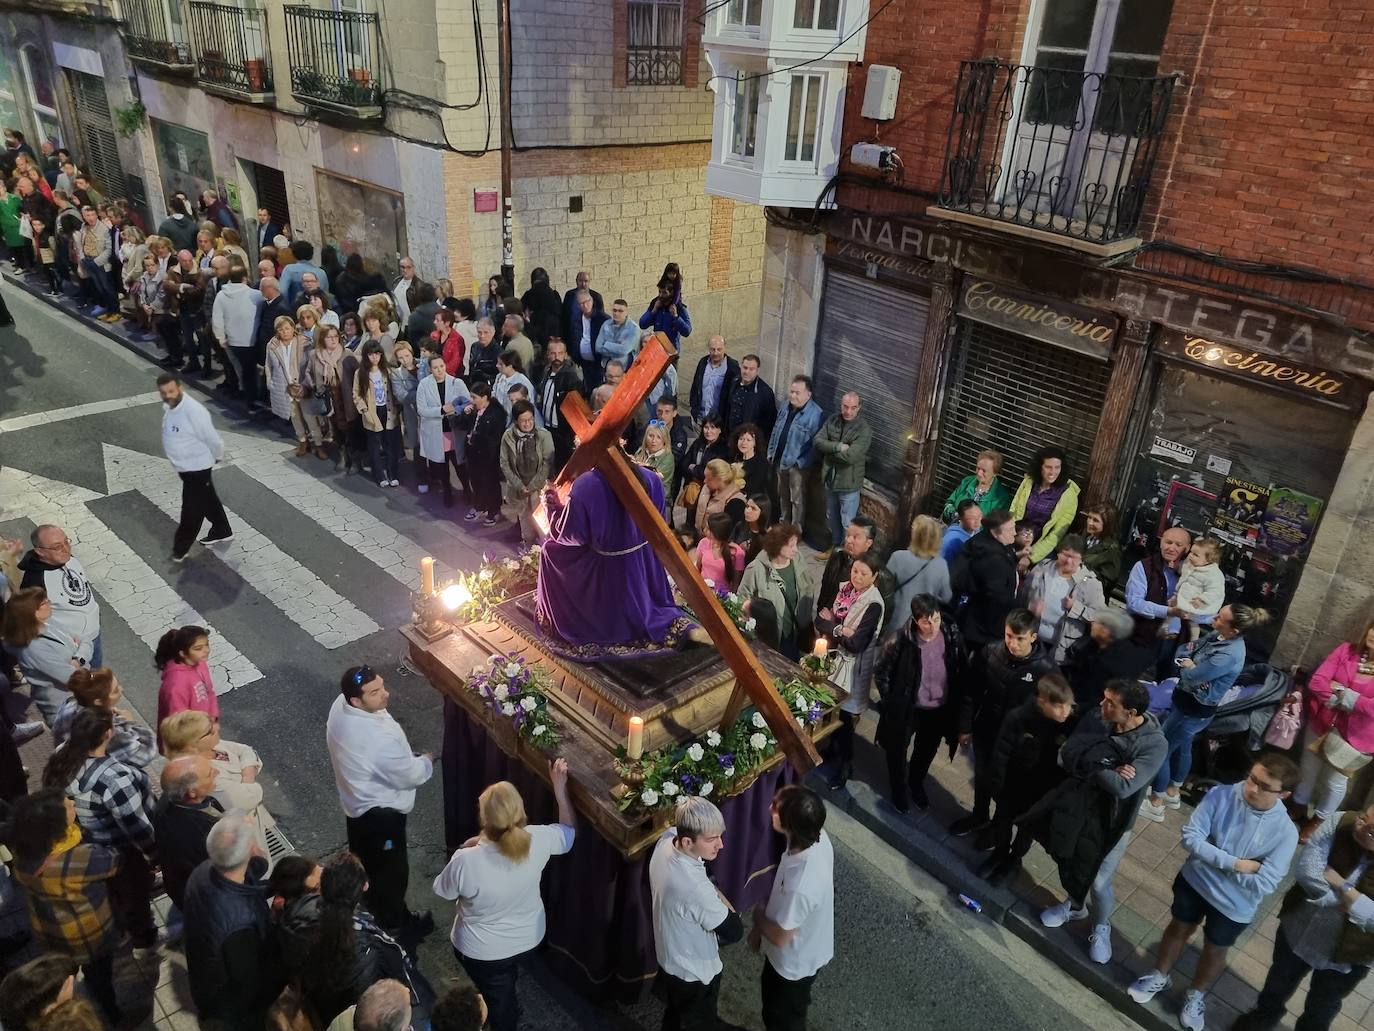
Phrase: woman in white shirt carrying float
[{"left": 432, "top": 758, "right": 575, "bottom": 1031}]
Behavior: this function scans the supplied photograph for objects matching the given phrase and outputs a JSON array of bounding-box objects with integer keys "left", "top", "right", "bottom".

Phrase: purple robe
[{"left": 535, "top": 466, "right": 694, "bottom": 659}]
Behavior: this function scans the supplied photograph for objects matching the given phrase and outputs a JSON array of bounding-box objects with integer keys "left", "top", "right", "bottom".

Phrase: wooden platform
[{"left": 404, "top": 597, "right": 844, "bottom": 859}]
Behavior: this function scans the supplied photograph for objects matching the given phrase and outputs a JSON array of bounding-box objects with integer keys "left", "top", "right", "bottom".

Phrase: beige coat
[{"left": 352, "top": 367, "right": 400, "bottom": 431}]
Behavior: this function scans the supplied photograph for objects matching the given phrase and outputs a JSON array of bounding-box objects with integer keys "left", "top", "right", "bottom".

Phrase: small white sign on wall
[
  {"left": 1150, "top": 436, "right": 1197, "bottom": 465},
  {"left": 1206, "top": 454, "right": 1233, "bottom": 476}
]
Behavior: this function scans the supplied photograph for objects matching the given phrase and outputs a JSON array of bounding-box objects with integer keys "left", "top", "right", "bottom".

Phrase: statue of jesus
[{"left": 535, "top": 465, "right": 710, "bottom": 659}]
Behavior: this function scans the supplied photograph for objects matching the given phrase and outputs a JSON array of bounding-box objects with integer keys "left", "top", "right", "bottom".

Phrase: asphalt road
[{"left": 0, "top": 281, "right": 1144, "bottom": 1030}]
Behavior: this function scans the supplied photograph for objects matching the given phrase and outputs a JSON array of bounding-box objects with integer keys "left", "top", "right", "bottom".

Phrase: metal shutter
[
  {"left": 813, "top": 269, "right": 929, "bottom": 490},
  {"left": 931, "top": 321, "right": 1111, "bottom": 505},
  {"left": 65, "top": 70, "right": 124, "bottom": 197},
  {"left": 252, "top": 162, "right": 291, "bottom": 227}
]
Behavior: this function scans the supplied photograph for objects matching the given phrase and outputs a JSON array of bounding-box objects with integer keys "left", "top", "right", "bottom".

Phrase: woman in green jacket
[
  {"left": 738, "top": 522, "right": 816, "bottom": 660},
  {"left": 0, "top": 179, "right": 26, "bottom": 267},
  {"left": 1010, "top": 446, "right": 1081, "bottom": 570},
  {"left": 1076, "top": 499, "right": 1123, "bottom": 596},
  {"left": 941, "top": 449, "right": 1012, "bottom": 522}
]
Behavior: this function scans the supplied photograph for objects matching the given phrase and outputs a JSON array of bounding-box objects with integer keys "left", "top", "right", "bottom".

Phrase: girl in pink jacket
[
  {"left": 154, "top": 625, "right": 220, "bottom": 751},
  {"left": 1295, "top": 615, "right": 1374, "bottom": 840}
]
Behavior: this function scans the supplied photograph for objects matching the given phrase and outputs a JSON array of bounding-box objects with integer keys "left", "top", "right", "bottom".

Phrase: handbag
[
  {"left": 1310, "top": 724, "right": 1374, "bottom": 776},
  {"left": 1263, "top": 697, "right": 1303, "bottom": 749}
]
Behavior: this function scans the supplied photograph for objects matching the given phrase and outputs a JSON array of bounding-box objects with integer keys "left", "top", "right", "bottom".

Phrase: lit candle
[
  {"left": 813, "top": 637, "right": 828, "bottom": 658},
  {"left": 420, "top": 557, "right": 435, "bottom": 596},
  {"left": 626, "top": 716, "right": 644, "bottom": 761}
]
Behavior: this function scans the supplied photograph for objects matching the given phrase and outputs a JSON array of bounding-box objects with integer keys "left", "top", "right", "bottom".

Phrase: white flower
[
  {"left": 749, "top": 732, "right": 767, "bottom": 750},
  {"left": 794, "top": 693, "right": 807, "bottom": 710},
  {"left": 519, "top": 696, "right": 537, "bottom": 712},
  {"left": 503, "top": 662, "right": 522, "bottom": 679},
  {"left": 744, "top": 618, "right": 756, "bottom": 632},
  {"left": 494, "top": 685, "right": 509, "bottom": 701},
  {"left": 470, "top": 665, "right": 486, "bottom": 679},
  {"left": 687, "top": 743, "right": 705, "bottom": 762},
  {"left": 503, "top": 558, "right": 519, "bottom": 571},
  {"left": 752, "top": 712, "right": 767, "bottom": 729},
  {"left": 726, "top": 592, "right": 739, "bottom": 604},
  {"left": 532, "top": 724, "right": 547, "bottom": 737},
  {"left": 705, "top": 730, "right": 722, "bottom": 748},
  {"left": 500, "top": 702, "right": 516, "bottom": 716},
  {"left": 704, "top": 578, "right": 716, "bottom": 589},
  {"left": 480, "top": 568, "right": 494, "bottom": 581},
  {"left": 641, "top": 788, "right": 659, "bottom": 806},
  {"left": 699, "top": 782, "right": 714, "bottom": 797},
  {"left": 662, "top": 781, "right": 680, "bottom": 796},
  {"left": 796, "top": 717, "right": 806, "bottom": 728},
  {"left": 723, "top": 766, "right": 735, "bottom": 778}
]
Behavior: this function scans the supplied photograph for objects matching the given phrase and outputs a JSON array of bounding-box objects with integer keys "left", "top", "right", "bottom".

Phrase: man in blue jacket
[
  {"left": 639, "top": 280, "right": 691, "bottom": 347},
  {"left": 767, "top": 375, "right": 824, "bottom": 533},
  {"left": 1128, "top": 753, "right": 1301, "bottom": 1031}
]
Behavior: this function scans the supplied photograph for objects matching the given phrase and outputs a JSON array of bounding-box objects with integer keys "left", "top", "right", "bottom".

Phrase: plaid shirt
[
  {"left": 13, "top": 841, "right": 123, "bottom": 964},
  {"left": 67, "top": 755, "right": 157, "bottom": 859},
  {"left": 52, "top": 699, "right": 158, "bottom": 770}
]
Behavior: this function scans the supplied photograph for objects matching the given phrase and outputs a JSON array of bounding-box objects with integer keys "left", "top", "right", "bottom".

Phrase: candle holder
[
  {"left": 412, "top": 590, "right": 454, "bottom": 642},
  {"left": 610, "top": 757, "right": 648, "bottom": 802},
  {"left": 799, "top": 650, "right": 838, "bottom": 688}
]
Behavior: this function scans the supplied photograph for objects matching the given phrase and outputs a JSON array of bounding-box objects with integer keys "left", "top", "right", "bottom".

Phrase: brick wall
[{"left": 510, "top": 0, "right": 713, "bottom": 147}]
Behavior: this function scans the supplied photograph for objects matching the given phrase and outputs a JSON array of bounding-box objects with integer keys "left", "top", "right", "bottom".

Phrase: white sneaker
[
  {"left": 1088, "top": 923, "right": 1113, "bottom": 964},
  {"left": 388, "top": 479, "right": 401, "bottom": 487},
  {"left": 417, "top": 484, "right": 429, "bottom": 494},
  {"left": 1163, "top": 791, "right": 1183, "bottom": 810},
  {"left": 1040, "top": 900, "right": 1089, "bottom": 928},
  {"left": 1128, "top": 971, "right": 1171, "bottom": 1004},
  {"left": 1179, "top": 989, "right": 1206, "bottom": 1031},
  {"left": 1139, "top": 797, "right": 1167, "bottom": 822}
]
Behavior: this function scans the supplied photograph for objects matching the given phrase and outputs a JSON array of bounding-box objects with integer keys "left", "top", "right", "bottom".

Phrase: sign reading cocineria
[
  {"left": 1156, "top": 328, "right": 1361, "bottom": 409},
  {"left": 958, "top": 278, "right": 1119, "bottom": 360}
]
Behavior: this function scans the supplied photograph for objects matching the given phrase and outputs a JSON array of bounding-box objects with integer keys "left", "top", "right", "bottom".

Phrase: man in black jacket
[
  {"left": 405, "top": 283, "right": 442, "bottom": 345},
  {"left": 561, "top": 270, "right": 603, "bottom": 344},
  {"left": 1062, "top": 608, "right": 1139, "bottom": 714},
  {"left": 253, "top": 276, "right": 293, "bottom": 404},
  {"left": 154, "top": 755, "right": 225, "bottom": 910},
  {"left": 461, "top": 382, "right": 508, "bottom": 527},
  {"left": 725, "top": 354, "right": 775, "bottom": 438},
  {"left": 537, "top": 338, "right": 583, "bottom": 474},
  {"left": 688, "top": 335, "right": 740, "bottom": 424},
  {"left": 951, "top": 607, "right": 1057, "bottom": 842},
  {"left": 950, "top": 509, "right": 1020, "bottom": 649}
]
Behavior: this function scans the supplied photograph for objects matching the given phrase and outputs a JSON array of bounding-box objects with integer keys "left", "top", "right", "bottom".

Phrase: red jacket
[{"left": 440, "top": 329, "right": 466, "bottom": 377}]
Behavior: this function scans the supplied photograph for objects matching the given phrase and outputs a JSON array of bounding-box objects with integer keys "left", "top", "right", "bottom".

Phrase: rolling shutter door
[
  {"left": 252, "top": 162, "right": 291, "bottom": 227},
  {"left": 932, "top": 322, "right": 1111, "bottom": 504},
  {"left": 813, "top": 269, "right": 929, "bottom": 490},
  {"left": 66, "top": 70, "right": 124, "bottom": 197}
]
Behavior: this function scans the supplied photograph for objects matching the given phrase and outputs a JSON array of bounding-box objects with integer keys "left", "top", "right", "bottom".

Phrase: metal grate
[
  {"left": 283, "top": 5, "right": 382, "bottom": 110},
  {"left": 627, "top": 0, "right": 683, "bottom": 85},
  {"left": 188, "top": 1, "right": 273, "bottom": 96},
  {"left": 931, "top": 322, "right": 1111, "bottom": 508},
  {"left": 813, "top": 268, "right": 929, "bottom": 491},
  {"left": 65, "top": 70, "right": 125, "bottom": 199}
]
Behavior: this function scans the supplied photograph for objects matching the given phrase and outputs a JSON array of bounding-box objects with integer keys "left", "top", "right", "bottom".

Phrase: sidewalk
[{"left": 818, "top": 711, "right": 1372, "bottom": 1031}]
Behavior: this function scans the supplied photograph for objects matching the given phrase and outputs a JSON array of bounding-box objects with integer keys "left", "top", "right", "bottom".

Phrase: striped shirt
[
  {"left": 13, "top": 840, "right": 123, "bottom": 964},
  {"left": 66, "top": 755, "right": 157, "bottom": 859}
]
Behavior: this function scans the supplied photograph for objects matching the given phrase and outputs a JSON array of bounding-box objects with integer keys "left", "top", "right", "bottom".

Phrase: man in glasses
[
  {"left": 1128, "top": 753, "right": 1300, "bottom": 1031},
  {"left": 1235, "top": 804, "right": 1374, "bottom": 1031},
  {"left": 19, "top": 523, "right": 103, "bottom": 667},
  {"left": 326, "top": 665, "right": 434, "bottom": 937}
]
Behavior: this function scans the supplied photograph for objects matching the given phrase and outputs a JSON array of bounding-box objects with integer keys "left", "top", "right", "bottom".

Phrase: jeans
[
  {"left": 1252, "top": 926, "right": 1369, "bottom": 1031},
  {"left": 83, "top": 951, "right": 122, "bottom": 1023},
  {"left": 79, "top": 258, "right": 116, "bottom": 309},
  {"left": 180, "top": 310, "right": 207, "bottom": 365},
  {"left": 457, "top": 950, "right": 524, "bottom": 1031},
  {"left": 760, "top": 958, "right": 816, "bottom": 1031},
  {"left": 1153, "top": 707, "right": 1216, "bottom": 794},
  {"left": 110, "top": 847, "right": 157, "bottom": 945},
  {"left": 428, "top": 450, "right": 470, "bottom": 506},
  {"left": 826, "top": 489, "right": 861, "bottom": 546},
  {"left": 776, "top": 465, "right": 806, "bottom": 530},
  {"left": 365, "top": 419, "right": 402, "bottom": 485},
  {"left": 345, "top": 807, "right": 410, "bottom": 930},
  {"left": 1086, "top": 830, "right": 1129, "bottom": 925},
  {"left": 90, "top": 634, "right": 103, "bottom": 670},
  {"left": 1295, "top": 724, "right": 1354, "bottom": 818},
  {"left": 173, "top": 469, "right": 231, "bottom": 558}
]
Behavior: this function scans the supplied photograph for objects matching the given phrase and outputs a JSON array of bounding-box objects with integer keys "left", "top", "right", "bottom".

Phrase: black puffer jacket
[
  {"left": 958, "top": 639, "right": 1057, "bottom": 737},
  {"left": 988, "top": 697, "right": 1070, "bottom": 800},
  {"left": 874, "top": 618, "right": 967, "bottom": 753},
  {"left": 950, "top": 531, "right": 1018, "bottom": 647}
]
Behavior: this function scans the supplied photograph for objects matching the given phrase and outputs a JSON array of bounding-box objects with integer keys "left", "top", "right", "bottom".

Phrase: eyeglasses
[
  {"left": 351, "top": 665, "right": 375, "bottom": 687},
  {"left": 1245, "top": 772, "right": 1285, "bottom": 795}
]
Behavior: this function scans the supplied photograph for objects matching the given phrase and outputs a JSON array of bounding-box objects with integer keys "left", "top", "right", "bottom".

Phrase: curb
[{"left": 810, "top": 770, "right": 1182, "bottom": 1031}]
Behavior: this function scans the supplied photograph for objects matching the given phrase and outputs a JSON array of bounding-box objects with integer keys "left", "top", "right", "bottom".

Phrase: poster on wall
[
  {"left": 1212, "top": 477, "right": 1269, "bottom": 543},
  {"left": 1258, "top": 487, "right": 1324, "bottom": 558},
  {"left": 149, "top": 119, "right": 215, "bottom": 209}
]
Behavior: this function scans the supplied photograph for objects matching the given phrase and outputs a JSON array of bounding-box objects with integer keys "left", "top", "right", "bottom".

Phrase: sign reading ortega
[{"left": 959, "top": 278, "right": 1119, "bottom": 358}]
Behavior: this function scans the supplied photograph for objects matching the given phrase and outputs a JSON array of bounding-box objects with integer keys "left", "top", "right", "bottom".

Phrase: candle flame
[{"left": 440, "top": 582, "right": 472, "bottom": 610}]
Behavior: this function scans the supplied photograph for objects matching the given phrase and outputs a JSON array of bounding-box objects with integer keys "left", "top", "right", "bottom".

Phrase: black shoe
[
  {"left": 1230, "top": 1012, "right": 1280, "bottom": 1031},
  {"left": 826, "top": 762, "right": 851, "bottom": 791},
  {"left": 949, "top": 814, "right": 990, "bottom": 837},
  {"left": 198, "top": 530, "right": 234, "bottom": 546},
  {"left": 975, "top": 853, "right": 1006, "bottom": 880},
  {"left": 183, "top": 361, "right": 205, "bottom": 373},
  {"left": 160, "top": 356, "right": 183, "bottom": 367},
  {"left": 972, "top": 826, "right": 998, "bottom": 852},
  {"left": 910, "top": 783, "right": 929, "bottom": 811}
]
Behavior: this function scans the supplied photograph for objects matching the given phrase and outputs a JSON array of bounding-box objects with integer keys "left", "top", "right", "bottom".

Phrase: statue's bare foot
[{"left": 687, "top": 627, "right": 713, "bottom": 646}]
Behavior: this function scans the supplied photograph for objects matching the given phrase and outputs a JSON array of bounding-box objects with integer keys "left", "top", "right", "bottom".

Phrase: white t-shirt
[
  {"left": 649, "top": 828, "right": 729, "bottom": 984},
  {"left": 432, "top": 822, "right": 575, "bottom": 961},
  {"left": 762, "top": 830, "right": 835, "bottom": 980}
]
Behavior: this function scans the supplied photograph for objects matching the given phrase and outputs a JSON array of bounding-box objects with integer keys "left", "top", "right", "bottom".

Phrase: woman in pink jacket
[
  {"left": 1295, "top": 615, "right": 1374, "bottom": 840},
  {"left": 154, "top": 625, "right": 219, "bottom": 751}
]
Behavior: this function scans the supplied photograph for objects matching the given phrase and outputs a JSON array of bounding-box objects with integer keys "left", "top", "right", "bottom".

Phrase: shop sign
[
  {"left": 829, "top": 213, "right": 1023, "bottom": 280},
  {"left": 1156, "top": 328, "right": 1359, "bottom": 408},
  {"left": 957, "top": 278, "right": 1119, "bottom": 359}
]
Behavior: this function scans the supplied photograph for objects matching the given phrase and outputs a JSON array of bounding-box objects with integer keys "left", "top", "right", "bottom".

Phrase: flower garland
[
  {"left": 466, "top": 654, "right": 561, "bottom": 749},
  {"left": 615, "top": 677, "right": 834, "bottom": 811},
  {"left": 682, "top": 580, "right": 756, "bottom": 637},
  {"left": 453, "top": 546, "right": 541, "bottom": 622}
]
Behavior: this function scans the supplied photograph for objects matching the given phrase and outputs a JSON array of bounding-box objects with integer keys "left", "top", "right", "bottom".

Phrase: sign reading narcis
[{"left": 958, "top": 278, "right": 1119, "bottom": 359}]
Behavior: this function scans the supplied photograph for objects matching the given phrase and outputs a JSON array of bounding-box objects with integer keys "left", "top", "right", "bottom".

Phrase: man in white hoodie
[
  {"left": 158, "top": 374, "right": 232, "bottom": 561},
  {"left": 326, "top": 665, "right": 434, "bottom": 934},
  {"left": 212, "top": 265, "right": 264, "bottom": 407}
]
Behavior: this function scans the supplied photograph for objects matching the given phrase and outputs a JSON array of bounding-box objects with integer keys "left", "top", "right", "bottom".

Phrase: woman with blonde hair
[
  {"left": 692, "top": 457, "right": 746, "bottom": 538},
  {"left": 219, "top": 226, "right": 249, "bottom": 270},
  {"left": 266, "top": 314, "right": 328, "bottom": 458},
  {"left": 884, "top": 514, "right": 953, "bottom": 641},
  {"left": 159, "top": 709, "right": 264, "bottom": 815},
  {"left": 633, "top": 422, "right": 675, "bottom": 497},
  {"left": 361, "top": 294, "right": 400, "bottom": 340},
  {"left": 296, "top": 302, "right": 320, "bottom": 344},
  {"left": 432, "top": 758, "right": 575, "bottom": 1031}
]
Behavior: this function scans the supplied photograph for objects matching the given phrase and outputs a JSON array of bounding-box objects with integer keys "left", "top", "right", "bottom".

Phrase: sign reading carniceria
[{"left": 958, "top": 278, "right": 1118, "bottom": 359}]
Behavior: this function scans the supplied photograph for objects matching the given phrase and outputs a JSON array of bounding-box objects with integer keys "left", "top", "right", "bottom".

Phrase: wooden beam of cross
[{"left": 551, "top": 332, "right": 821, "bottom": 772}]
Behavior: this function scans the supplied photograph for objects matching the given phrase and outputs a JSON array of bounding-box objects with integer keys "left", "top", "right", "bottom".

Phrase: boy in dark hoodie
[{"left": 978, "top": 673, "right": 1075, "bottom": 884}]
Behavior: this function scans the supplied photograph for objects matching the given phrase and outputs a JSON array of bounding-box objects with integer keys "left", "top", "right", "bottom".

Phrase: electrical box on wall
[
  {"left": 861, "top": 65, "right": 901, "bottom": 120},
  {"left": 851, "top": 143, "right": 896, "bottom": 170}
]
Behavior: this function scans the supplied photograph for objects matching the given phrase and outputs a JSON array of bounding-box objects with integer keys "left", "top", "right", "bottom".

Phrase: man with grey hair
[
  {"left": 154, "top": 754, "right": 224, "bottom": 909},
  {"left": 500, "top": 313, "right": 534, "bottom": 371},
  {"left": 561, "top": 268, "right": 602, "bottom": 343},
  {"left": 570, "top": 287, "right": 610, "bottom": 391},
  {"left": 19, "top": 523, "right": 102, "bottom": 666},
  {"left": 353, "top": 978, "right": 413, "bottom": 1031},
  {"left": 649, "top": 796, "right": 743, "bottom": 1030},
  {"left": 467, "top": 316, "right": 503, "bottom": 385},
  {"left": 1063, "top": 605, "right": 1142, "bottom": 712},
  {"left": 183, "top": 810, "right": 280, "bottom": 1028},
  {"left": 813, "top": 390, "right": 872, "bottom": 552},
  {"left": 688, "top": 334, "right": 739, "bottom": 424}
]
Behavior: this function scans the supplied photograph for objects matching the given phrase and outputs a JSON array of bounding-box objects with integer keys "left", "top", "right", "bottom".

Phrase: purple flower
[
  {"left": 680, "top": 773, "right": 698, "bottom": 790},
  {"left": 807, "top": 703, "right": 822, "bottom": 722},
  {"left": 716, "top": 753, "right": 736, "bottom": 769}
]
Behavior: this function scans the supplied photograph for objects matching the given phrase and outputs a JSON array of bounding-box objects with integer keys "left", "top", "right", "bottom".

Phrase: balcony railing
[
  {"left": 283, "top": 6, "right": 383, "bottom": 114},
  {"left": 188, "top": 2, "right": 273, "bottom": 98},
  {"left": 121, "top": 0, "right": 193, "bottom": 69},
  {"left": 937, "top": 59, "right": 1179, "bottom": 246}
]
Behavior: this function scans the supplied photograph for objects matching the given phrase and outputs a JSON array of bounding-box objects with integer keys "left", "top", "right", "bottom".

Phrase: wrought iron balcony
[
  {"left": 120, "top": 0, "right": 194, "bottom": 70},
  {"left": 188, "top": 2, "right": 273, "bottom": 100},
  {"left": 283, "top": 6, "right": 383, "bottom": 116},
  {"left": 937, "top": 59, "right": 1179, "bottom": 248}
]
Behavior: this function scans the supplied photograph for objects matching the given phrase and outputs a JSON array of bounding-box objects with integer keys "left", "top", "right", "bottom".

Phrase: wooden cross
[{"left": 550, "top": 331, "right": 822, "bottom": 772}]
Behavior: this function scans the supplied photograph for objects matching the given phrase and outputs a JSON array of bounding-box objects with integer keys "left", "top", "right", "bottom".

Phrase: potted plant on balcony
[
  {"left": 245, "top": 58, "right": 267, "bottom": 91},
  {"left": 347, "top": 67, "right": 371, "bottom": 85},
  {"left": 295, "top": 67, "right": 324, "bottom": 97},
  {"left": 341, "top": 77, "right": 376, "bottom": 108}
]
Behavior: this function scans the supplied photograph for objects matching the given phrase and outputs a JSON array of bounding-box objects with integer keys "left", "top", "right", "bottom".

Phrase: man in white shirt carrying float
[
  {"left": 326, "top": 665, "right": 435, "bottom": 938},
  {"left": 751, "top": 784, "right": 834, "bottom": 1031},
  {"left": 649, "top": 796, "right": 744, "bottom": 1030}
]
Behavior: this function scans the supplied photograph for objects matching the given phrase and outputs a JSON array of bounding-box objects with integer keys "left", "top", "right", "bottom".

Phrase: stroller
[{"left": 1148, "top": 662, "right": 1294, "bottom": 803}]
